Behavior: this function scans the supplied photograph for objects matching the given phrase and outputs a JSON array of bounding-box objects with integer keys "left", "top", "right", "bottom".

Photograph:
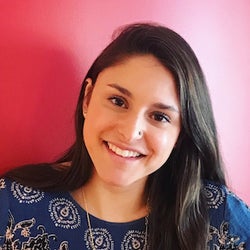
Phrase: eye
[
  {"left": 108, "top": 96, "right": 127, "bottom": 108},
  {"left": 151, "top": 111, "right": 171, "bottom": 123}
]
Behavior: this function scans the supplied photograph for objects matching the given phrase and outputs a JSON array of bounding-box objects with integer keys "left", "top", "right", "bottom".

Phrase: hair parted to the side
[{"left": 5, "top": 23, "right": 226, "bottom": 249}]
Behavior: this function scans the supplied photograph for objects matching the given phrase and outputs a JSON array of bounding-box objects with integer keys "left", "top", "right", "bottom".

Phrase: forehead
[
  {"left": 96, "top": 54, "right": 175, "bottom": 85},
  {"left": 94, "top": 55, "right": 180, "bottom": 108}
]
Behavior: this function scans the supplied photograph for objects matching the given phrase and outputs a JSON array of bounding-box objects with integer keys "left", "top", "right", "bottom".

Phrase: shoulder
[
  {"left": 204, "top": 180, "right": 250, "bottom": 249},
  {"left": 0, "top": 177, "right": 46, "bottom": 218},
  {"left": 0, "top": 177, "right": 46, "bottom": 203},
  {"left": 0, "top": 178, "right": 79, "bottom": 249}
]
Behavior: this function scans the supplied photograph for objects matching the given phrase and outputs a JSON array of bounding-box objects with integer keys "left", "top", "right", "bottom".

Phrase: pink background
[{"left": 0, "top": 1, "right": 249, "bottom": 204}]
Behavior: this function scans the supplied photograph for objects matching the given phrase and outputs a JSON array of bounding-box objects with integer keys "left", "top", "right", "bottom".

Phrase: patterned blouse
[{"left": 0, "top": 178, "right": 249, "bottom": 249}]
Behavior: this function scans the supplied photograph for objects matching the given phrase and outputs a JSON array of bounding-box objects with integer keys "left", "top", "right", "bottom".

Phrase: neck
[{"left": 72, "top": 173, "right": 149, "bottom": 223}]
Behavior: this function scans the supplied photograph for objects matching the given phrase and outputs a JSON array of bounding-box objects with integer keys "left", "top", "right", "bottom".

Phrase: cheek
[
  {"left": 151, "top": 131, "right": 179, "bottom": 160},
  {"left": 83, "top": 109, "right": 114, "bottom": 142}
]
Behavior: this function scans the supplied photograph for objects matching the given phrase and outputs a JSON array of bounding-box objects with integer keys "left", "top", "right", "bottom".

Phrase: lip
[{"left": 104, "top": 141, "right": 146, "bottom": 158}]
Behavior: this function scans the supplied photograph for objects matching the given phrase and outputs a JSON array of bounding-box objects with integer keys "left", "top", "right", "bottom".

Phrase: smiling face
[{"left": 83, "top": 55, "right": 181, "bottom": 188}]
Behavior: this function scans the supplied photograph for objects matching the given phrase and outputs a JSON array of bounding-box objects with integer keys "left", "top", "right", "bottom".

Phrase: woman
[{"left": 1, "top": 23, "right": 249, "bottom": 250}]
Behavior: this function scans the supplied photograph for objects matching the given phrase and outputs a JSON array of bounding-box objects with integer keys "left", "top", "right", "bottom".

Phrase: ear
[{"left": 83, "top": 78, "right": 94, "bottom": 116}]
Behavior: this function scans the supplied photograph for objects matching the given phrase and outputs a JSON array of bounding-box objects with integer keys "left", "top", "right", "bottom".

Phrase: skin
[{"left": 73, "top": 55, "right": 181, "bottom": 222}]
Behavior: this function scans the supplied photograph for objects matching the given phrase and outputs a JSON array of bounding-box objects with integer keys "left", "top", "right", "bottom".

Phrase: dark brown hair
[{"left": 5, "top": 23, "right": 226, "bottom": 249}]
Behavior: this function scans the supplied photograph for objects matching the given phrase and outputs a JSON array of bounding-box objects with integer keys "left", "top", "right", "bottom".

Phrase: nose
[{"left": 117, "top": 113, "right": 144, "bottom": 142}]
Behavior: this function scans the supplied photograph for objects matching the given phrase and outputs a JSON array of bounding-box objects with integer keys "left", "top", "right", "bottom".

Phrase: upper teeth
[{"left": 107, "top": 142, "right": 141, "bottom": 158}]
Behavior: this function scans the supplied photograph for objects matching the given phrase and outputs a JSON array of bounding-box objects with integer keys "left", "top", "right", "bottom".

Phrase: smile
[{"left": 107, "top": 142, "right": 141, "bottom": 158}]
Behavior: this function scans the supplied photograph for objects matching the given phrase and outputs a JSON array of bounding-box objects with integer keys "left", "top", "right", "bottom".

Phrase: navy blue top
[{"left": 0, "top": 178, "right": 249, "bottom": 249}]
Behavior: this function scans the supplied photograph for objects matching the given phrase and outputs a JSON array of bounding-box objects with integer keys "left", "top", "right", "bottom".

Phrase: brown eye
[
  {"left": 152, "top": 112, "right": 170, "bottom": 123},
  {"left": 109, "top": 96, "right": 127, "bottom": 108}
]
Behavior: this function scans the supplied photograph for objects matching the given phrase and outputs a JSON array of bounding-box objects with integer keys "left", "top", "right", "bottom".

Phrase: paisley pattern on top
[{"left": 0, "top": 178, "right": 249, "bottom": 249}]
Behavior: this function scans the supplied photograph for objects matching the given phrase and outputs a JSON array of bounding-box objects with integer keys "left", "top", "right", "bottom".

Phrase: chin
[
  {"left": 101, "top": 174, "right": 146, "bottom": 189},
  {"left": 105, "top": 178, "right": 132, "bottom": 188}
]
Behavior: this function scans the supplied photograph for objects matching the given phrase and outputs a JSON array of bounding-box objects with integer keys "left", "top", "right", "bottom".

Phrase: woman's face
[{"left": 83, "top": 55, "right": 181, "bottom": 188}]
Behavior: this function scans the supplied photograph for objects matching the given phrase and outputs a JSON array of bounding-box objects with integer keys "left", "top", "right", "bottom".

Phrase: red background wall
[{"left": 0, "top": 1, "right": 249, "bottom": 204}]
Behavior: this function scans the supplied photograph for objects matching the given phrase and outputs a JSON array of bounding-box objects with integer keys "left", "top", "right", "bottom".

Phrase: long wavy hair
[{"left": 5, "top": 23, "right": 226, "bottom": 249}]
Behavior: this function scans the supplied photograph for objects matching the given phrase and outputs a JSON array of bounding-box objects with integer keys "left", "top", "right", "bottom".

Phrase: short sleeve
[
  {"left": 206, "top": 181, "right": 250, "bottom": 249},
  {"left": 225, "top": 190, "right": 250, "bottom": 248}
]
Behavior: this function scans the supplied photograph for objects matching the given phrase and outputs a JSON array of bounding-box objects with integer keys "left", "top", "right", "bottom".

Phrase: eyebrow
[
  {"left": 107, "top": 83, "right": 179, "bottom": 113},
  {"left": 107, "top": 83, "right": 132, "bottom": 97},
  {"left": 153, "top": 103, "right": 179, "bottom": 113}
]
